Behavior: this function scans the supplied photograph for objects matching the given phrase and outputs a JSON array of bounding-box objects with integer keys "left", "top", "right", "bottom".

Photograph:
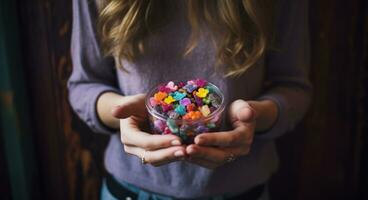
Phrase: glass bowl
[{"left": 145, "top": 80, "right": 225, "bottom": 144}]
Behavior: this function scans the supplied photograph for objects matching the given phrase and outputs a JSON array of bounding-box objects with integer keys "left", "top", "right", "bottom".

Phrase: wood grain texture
[
  {"left": 18, "top": 0, "right": 107, "bottom": 199},
  {"left": 270, "top": 0, "right": 366, "bottom": 199}
]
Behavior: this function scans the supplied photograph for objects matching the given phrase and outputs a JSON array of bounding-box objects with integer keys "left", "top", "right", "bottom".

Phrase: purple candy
[
  {"left": 209, "top": 106, "right": 216, "bottom": 113},
  {"left": 183, "top": 84, "right": 197, "bottom": 93},
  {"left": 179, "top": 98, "right": 191, "bottom": 106},
  {"left": 194, "top": 95, "right": 203, "bottom": 106},
  {"left": 194, "top": 125, "right": 209, "bottom": 134},
  {"left": 154, "top": 120, "right": 165, "bottom": 132}
]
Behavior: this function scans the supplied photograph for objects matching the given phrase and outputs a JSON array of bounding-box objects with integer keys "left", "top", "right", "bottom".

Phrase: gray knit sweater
[{"left": 68, "top": 0, "right": 312, "bottom": 198}]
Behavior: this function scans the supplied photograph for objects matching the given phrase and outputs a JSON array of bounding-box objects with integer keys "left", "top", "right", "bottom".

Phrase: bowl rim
[{"left": 145, "top": 80, "right": 225, "bottom": 122}]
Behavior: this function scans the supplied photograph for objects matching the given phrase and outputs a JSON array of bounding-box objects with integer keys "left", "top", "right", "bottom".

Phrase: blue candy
[
  {"left": 174, "top": 105, "right": 187, "bottom": 116},
  {"left": 183, "top": 84, "right": 198, "bottom": 93},
  {"left": 172, "top": 91, "right": 186, "bottom": 101}
]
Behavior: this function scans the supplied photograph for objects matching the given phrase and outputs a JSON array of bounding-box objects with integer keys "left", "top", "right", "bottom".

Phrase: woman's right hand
[{"left": 111, "top": 94, "right": 186, "bottom": 166}]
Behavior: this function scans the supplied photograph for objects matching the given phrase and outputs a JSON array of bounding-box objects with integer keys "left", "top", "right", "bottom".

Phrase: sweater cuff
[
  {"left": 254, "top": 92, "right": 290, "bottom": 140},
  {"left": 88, "top": 86, "right": 121, "bottom": 135}
]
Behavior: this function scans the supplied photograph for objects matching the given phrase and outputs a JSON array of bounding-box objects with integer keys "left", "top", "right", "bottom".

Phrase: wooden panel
[
  {"left": 269, "top": 0, "right": 367, "bottom": 199},
  {"left": 18, "top": 0, "right": 107, "bottom": 199}
]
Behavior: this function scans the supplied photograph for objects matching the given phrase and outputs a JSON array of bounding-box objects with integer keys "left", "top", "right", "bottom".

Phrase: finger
[
  {"left": 186, "top": 145, "right": 250, "bottom": 165},
  {"left": 186, "top": 144, "right": 248, "bottom": 164},
  {"left": 186, "top": 144, "right": 226, "bottom": 164},
  {"left": 194, "top": 125, "right": 253, "bottom": 147},
  {"left": 120, "top": 118, "right": 182, "bottom": 150},
  {"left": 229, "top": 100, "right": 256, "bottom": 123},
  {"left": 123, "top": 145, "right": 186, "bottom": 166},
  {"left": 111, "top": 94, "right": 147, "bottom": 119}
]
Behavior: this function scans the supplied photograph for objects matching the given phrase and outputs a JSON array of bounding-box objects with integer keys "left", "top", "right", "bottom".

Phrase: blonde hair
[{"left": 98, "top": 0, "right": 271, "bottom": 77}]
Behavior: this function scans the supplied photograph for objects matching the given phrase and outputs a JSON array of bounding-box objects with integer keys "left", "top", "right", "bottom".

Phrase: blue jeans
[
  {"left": 100, "top": 178, "right": 175, "bottom": 200},
  {"left": 100, "top": 179, "right": 270, "bottom": 200}
]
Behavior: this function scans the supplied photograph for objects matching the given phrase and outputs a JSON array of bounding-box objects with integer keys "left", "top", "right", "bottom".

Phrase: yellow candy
[
  {"left": 196, "top": 88, "right": 209, "bottom": 98},
  {"left": 164, "top": 95, "right": 176, "bottom": 104},
  {"left": 154, "top": 92, "right": 167, "bottom": 101}
]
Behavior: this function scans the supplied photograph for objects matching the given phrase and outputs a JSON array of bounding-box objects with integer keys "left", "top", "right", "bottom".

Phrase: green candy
[
  {"left": 206, "top": 122, "right": 216, "bottom": 129},
  {"left": 202, "top": 98, "right": 210, "bottom": 105},
  {"left": 179, "top": 131, "right": 188, "bottom": 141},
  {"left": 205, "top": 85, "right": 215, "bottom": 93},
  {"left": 166, "top": 118, "right": 179, "bottom": 134}
]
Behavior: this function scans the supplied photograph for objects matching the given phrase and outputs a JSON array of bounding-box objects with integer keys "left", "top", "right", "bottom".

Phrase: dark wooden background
[{"left": 3, "top": 0, "right": 367, "bottom": 199}]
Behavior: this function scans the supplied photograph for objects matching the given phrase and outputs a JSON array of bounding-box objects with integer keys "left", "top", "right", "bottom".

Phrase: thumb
[
  {"left": 111, "top": 94, "right": 146, "bottom": 119},
  {"left": 230, "top": 100, "right": 256, "bottom": 123},
  {"left": 237, "top": 105, "right": 256, "bottom": 123}
]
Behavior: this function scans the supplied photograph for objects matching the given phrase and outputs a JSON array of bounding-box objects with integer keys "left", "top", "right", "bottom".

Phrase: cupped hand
[
  {"left": 186, "top": 99, "right": 256, "bottom": 169},
  {"left": 112, "top": 94, "right": 186, "bottom": 166}
]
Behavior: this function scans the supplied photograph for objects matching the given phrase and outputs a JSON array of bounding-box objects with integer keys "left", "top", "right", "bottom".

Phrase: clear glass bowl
[{"left": 145, "top": 81, "right": 225, "bottom": 144}]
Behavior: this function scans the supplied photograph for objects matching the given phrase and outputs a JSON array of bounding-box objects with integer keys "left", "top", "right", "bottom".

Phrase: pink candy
[{"left": 166, "top": 81, "right": 178, "bottom": 91}]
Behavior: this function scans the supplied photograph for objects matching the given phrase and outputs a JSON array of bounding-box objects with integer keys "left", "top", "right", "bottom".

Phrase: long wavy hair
[{"left": 97, "top": 0, "right": 273, "bottom": 77}]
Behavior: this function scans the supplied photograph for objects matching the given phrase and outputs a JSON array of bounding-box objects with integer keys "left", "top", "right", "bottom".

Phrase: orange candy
[
  {"left": 154, "top": 92, "right": 167, "bottom": 101},
  {"left": 183, "top": 111, "right": 202, "bottom": 120}
]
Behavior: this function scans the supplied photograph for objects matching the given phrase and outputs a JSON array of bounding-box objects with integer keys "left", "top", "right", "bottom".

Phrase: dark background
[{"left": 0, "top": 0, "right": 367, "bottom": 199}]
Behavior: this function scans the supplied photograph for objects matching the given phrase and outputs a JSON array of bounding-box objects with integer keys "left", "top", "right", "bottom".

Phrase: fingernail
[
  {"left": 174, "top": 150, "right": 184, "bottom": 157},
  {"left": 195, "top": 137, "right": 204, "bottom": 144},
  {"left": 171, "top": 140, "right": 181, "bottom": 146},
  {"left": 187, "top": 147, "right": 195, "bottom": 154}
]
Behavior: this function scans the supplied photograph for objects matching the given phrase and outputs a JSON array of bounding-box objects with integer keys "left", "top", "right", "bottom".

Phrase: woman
[{"left": 68, "top": 0, "right": 312, "bottom": 199}]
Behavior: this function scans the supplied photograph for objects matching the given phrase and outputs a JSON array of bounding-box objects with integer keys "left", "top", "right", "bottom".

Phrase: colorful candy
[
  {"left": 166, "top": 118, "right": 179, "bottom": 134},
  {"left": 174, "top": 105, "right": 187, "bottom": 116},
  {"left": 172, "top": 91, "right": 186, "bottom": 101},
  {"left": 147, "top": 79, "right": 224, "bottom": 144},
  {"left": 153, "top": 120, "right": 165, "bottom": 132},
  {"left": 179, "top": 98, "right": 191, "bottom": 106},
  {"left": 166, "top": 81, "right": 178, "bottom": 91},
  {"left": 196, "top": 88, "right": 209, "bottom": 98},
  {"left": 154, "top": 92, "right": 167, "bottom": 101},
  {"left": 200, "top": 105, "right": 211, "bottom": 117},
  {"left": 164, "top": 95, "right": 176, "bottom": 104}
]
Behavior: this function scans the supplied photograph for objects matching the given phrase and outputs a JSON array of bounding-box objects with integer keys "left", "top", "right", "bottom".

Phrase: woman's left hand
[{"left": 185, "top": 99, "right": 257, "bottom": 169}]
